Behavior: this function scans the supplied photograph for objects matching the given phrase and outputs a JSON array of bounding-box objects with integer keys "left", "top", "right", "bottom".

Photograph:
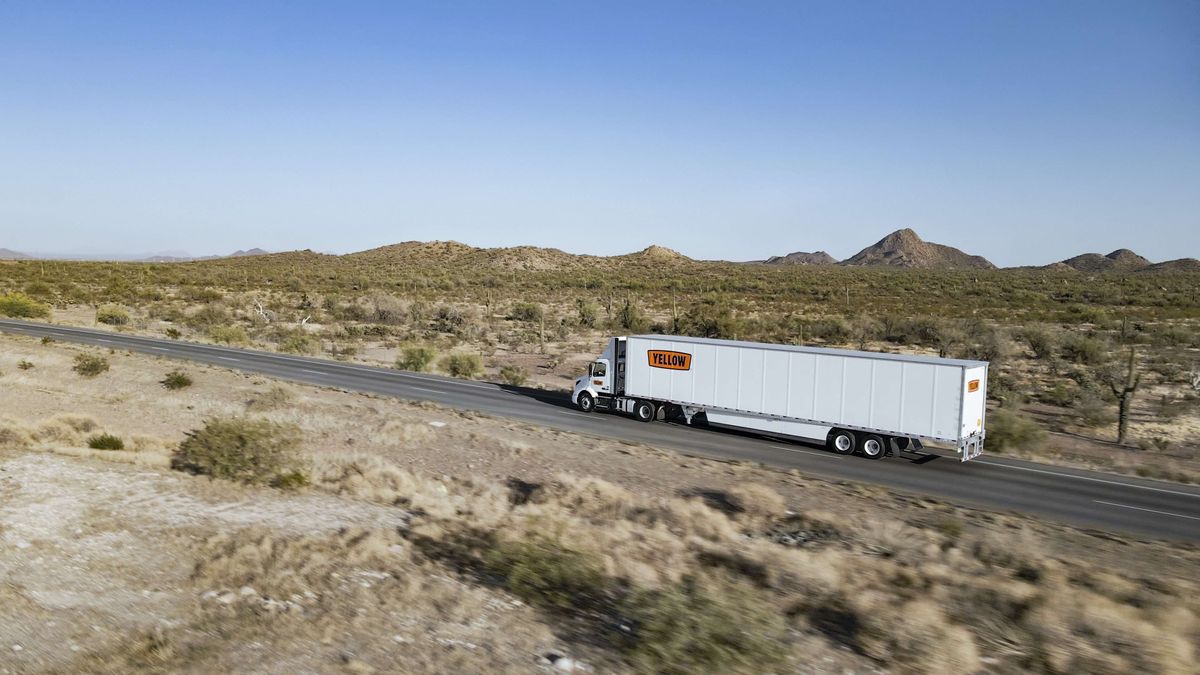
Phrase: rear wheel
[
  {"left": 634, "top": 400, "right": 655, "bottom": 422},
  {"left": 859, "top": 434, "right": 886, "bottom": 460},
  {"left": 577, "top": 392, "right": 595, "bottom": 413},
  {"left": 828, "top": 429, "right": 856, "bottom": 454}
]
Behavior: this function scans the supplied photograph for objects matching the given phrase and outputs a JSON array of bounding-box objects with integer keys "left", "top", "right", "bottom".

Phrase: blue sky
[{"left": 1, "top": 1, "right": 1197, "bottom": 265}]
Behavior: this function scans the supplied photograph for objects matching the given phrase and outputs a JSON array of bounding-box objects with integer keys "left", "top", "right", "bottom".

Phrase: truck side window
[{"left": 592, "top": 362, "right": 607, "bottom": 377}]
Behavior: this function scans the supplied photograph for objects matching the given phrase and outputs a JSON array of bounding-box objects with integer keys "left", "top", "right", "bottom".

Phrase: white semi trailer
[{"left": 572, "top": 335, "right": 988, "bottom": 461}]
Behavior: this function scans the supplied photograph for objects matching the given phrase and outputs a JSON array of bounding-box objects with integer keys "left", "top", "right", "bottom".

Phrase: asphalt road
[{"left": 3, "top": 318, "right": 1199, "bottom": 542}]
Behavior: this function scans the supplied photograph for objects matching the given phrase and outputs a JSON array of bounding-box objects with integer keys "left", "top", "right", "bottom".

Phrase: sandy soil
[{"left": 2, "top": 332, "right": 1199, "bottom": 673}]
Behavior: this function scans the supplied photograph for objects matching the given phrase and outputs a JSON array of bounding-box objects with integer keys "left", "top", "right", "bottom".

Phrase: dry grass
[{"left": 302, "top": 456, "right": 1199, "bottom": 673}]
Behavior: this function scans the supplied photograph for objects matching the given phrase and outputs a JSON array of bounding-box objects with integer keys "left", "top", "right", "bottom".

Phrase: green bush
[
  {"left": 396, "top": 344, "right": 438, "bottom": 372},
  {"left": 96, "top": 304, "right": 130, "bottom": 326},
  {"left": 278, "top": 332, "right": 318, "bottom": 354},
  {"left": 171, "top": 417, "right": 308, "bottom": 488},
  {"left": 509, "top": 301, "right": 543, "bottom": 323},
  {"left": 484, "top": 533, "right": 606, "bottom": 610},
  {"left": 164, "top": 327, "right": 182, "bottom": 340},
  {"left": 208, "top": 325, "right": 248, "bottom": 345},
  {"left": 499, "top": 365, "right": 528, "bottom": 386},
  {"left": 576, "top": 299, "right": 601, "bottom": 327},
  {"left": 17, "top": 360, "right": 33, "bottom": 370},
  {"left": 24, "top": 281, "right": 53, "bottom": 298},
  {"left": 619, "top": 576, "right": 787, "bottom": 673},
  {"left": 1022, "top": 326, "right": 1056, "bottom": 359},
  {"left": 0, "top": 292, "right": 50, "bottom": 318},
  {"left": 1061, "top": 334, "right": 1108, "bottom": 365},
  {"left": 72, "top": 353, "right": 110, "bottom": 377},
  {"left": 986, "top": 409, "right": 1046, "bottom": 452},
  {"left": 441, "top": 353, "right": 483, "bottom": 378},
  {"left": 614, "top": 299, "right": 650, "bottom": 333},
  {"left": 87, "top": 433, "right": 125, "bottom": 450},
  {"left": 1074, "top": 393, "right": 1115, "bottom": 428},
  {"left": 161, "top": 370, "right": 193, "bottom": 390}
]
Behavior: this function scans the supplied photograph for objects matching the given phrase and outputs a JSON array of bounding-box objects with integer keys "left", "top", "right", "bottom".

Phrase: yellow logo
[
  {"left": 648, "top": 350, "right": 692, "bottom": 371},
  {"left": 968, "top": 379, "right": 980, "bottom": 393}
]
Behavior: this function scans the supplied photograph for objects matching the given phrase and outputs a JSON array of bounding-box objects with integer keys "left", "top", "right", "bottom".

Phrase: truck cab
[{"left": 573, "top": 337, "right": 641, "bottom": 416}]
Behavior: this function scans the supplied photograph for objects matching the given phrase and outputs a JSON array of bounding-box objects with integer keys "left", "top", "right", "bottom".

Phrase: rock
[{"left": 239, "top": 586, "right": 258, "bottom": 597}]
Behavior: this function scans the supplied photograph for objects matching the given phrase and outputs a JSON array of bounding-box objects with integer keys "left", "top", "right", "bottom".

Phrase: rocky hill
[
  {"left": 0, "top": 248, "right": 29, "bottom": 260},
  {"left": 1060, "top": 249, "right": 1151, "bottom": 273},
  {"left": 1142, "top": 258, "right": 1200, "bottom": 273},
  {"left": 762, "top": 251, "right": 837, "bottom": 265},
  {"left": 840, "top": 229, "right": 995, "bottom": 270}
]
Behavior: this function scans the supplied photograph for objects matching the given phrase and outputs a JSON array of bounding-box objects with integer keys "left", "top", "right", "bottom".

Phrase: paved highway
[{"left": 2, "top": 318, "right": 1198, "bottom": 542}]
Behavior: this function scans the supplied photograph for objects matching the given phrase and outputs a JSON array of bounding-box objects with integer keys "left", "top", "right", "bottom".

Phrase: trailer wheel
[
  {"left": 577, "top": 392, "right": 596, "bottom": 413},
  {"left": 860, "top": 434, "right": 886, "bottom": 460},
  {"left": 633, "top": 400, "right": 655, "bottom": 422},
  {"left": 829, "top": 429, "right": 856, "bottom": 454}
]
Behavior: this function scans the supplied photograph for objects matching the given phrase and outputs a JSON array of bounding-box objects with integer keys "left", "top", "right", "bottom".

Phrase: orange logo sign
[
  {"left": 648, "top": 350, "right": 692, "bottom": 371},
  {"left": 967, "top": 379, "right": 980, "bottom": 393}
]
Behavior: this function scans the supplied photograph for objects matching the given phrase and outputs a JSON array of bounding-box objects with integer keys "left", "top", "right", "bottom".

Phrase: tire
[
  {"left": 859, "top": 434, "right": 886, "bottom": 460},
  {"left": 828, "top": 429, "right": 856, "bottom": 454},
  {"left": 577, "top": 392, "right": 596, "bottom": 413},
  {"left": 634, "top": 400, "right": 655, "bottom": 423}
]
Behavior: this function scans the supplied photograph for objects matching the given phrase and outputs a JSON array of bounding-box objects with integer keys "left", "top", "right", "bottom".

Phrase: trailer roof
[{"left": 628, "top": 334, "right": 989, "bottom": 368}]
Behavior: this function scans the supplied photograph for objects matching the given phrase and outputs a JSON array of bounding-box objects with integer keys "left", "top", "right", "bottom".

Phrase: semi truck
[{"left": 572, "top": 335, "right": 988, "bottom": 461}]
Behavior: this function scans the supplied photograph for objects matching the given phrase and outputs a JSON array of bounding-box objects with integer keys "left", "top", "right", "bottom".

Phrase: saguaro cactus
[{"left": 1107, "top": 347, "right": 1142, "bottom": 445}]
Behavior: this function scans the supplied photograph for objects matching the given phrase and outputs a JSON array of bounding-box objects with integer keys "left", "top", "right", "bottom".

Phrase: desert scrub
[
  {"left": 396, "top": 344, "right": 437, "bottom": 372},
  {"left": 0, "top": 291, "right": 50, "bottom": 318},
  {"left": 278, "top": 331, "right": 318, "bottom": 354},
  {"left": 509, "top": 301, "right": 543, "bottom": 323},
  {"left": 171, "top": 417, "right": 308, "bottom": 488},
  {"left": 985, "top": 408, "right": 1046, "bottom": 452},
  {"left": 619, "top": 575, "right": 787, "bottom": 674},
  {"left": 164, "top": 327, "right": 182, "bottom": 339},
  {"left": 1060, "top": 334, "right": 1108, "bottom": 365},
  {"left": 72, "top": 353, "right": 110, "bottom": 377},
  {"left": 95, "top": 304, "right": 130, "bottom": 326},
  {"left": 87, "top": 433, "right": 125, "bottom": 450},
  {"left": 245, "top": 384, "right": 294, "bottom": 412},
  {"left": 208, "top": 325, "right": 249, "bottom": 344},
  {"left": 441, "top": 353, "right": 483, "bottom": 378},
  {"left": 17, "top": 359, "right": 33, "bottom": 370},
  {"left": 485, "top": 530, "right": 606, "bottom": 610},
  {"left": 161, "top": 369, "right": 193, "bottom": 390},
  {"left": 499, "top": 364, "right": 528, "bottom": 386}
]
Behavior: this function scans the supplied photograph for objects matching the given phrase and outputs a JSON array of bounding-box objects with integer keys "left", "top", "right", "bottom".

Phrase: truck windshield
[{"left": 592, "top": 362, "right": 607, "bottom": 377}]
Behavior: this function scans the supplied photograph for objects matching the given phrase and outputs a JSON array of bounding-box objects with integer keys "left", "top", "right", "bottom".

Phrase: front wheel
[
  {"left": 577, "top": 392, "right": 596, "bottom": 413},
  {"left": 634, "top": 400, "right": 655, "bottom": 422}
]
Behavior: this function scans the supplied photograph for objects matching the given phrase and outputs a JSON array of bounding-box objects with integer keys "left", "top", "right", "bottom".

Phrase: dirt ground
[{"left": 2, "top": 333, "right": 1198, "bottom": 673}]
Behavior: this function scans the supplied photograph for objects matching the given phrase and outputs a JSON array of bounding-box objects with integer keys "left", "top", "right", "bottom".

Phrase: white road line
[
  {"left": 95, "top": 338, "right": 112, "bottom": 343},
  {"left": 1093, "top": 500, "right": 1200, "bottom": 522},
  {"left": 300, "top": 369, "right": 325, "bottom": 375},
  {"left": 975, "top": 460, "right": 1200, "bottom": 498},
  {"left": 216, "top": 356, "right": 241, "bottom": 363},
  {"left": 770, "top": 444, "right": 833, "bottom": 458},
  {"left": 404, "top": 385, "right": 448, "bottom": 396}
]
